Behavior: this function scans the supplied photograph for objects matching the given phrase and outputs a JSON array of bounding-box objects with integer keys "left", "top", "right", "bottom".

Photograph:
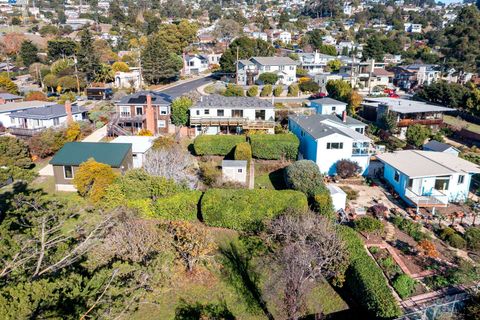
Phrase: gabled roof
[
  {"left": 193, "top": 95, "right": 274, "bottom": 109},
  {"left": 250, "top": 56, "right": 297, "bottom": 66},
  {"left": 377, "top": 150, "right": 480, "bottom": 178},
  {"left": 423, "top": 140, "right": 459, "bottom": 153},
  {"left": 0, "top": 100, "right": 56, "bottom": 113},
  {"left": 118, "top": 90, "right": 171, "bottom": 105},
  {"left": 0, "top": 93, "right": 22, "bottom": 100},
  {"left": 222, "top": 160, "right": 247, "bottom": 168},
  {"left": 9, "top": 104, "right": 86, "bottom": 120},
  {"left": 310, "top": 97, "right": 347, "bottom": 106},
  {"left": 111, "top": 136, "right": 153, "bottom": 153},
  {"left": 50, "top": 142, "right": 131, "bottom": 168}
]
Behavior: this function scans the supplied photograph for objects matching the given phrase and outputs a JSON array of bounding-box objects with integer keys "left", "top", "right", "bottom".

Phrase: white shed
[
  {"left": 327, "top": 184, "right": 347, "bottom": 211},
  {"left": 111, "top": 136, "right": 154, "bottom": 168},
  {"left": 222, "top": 160, "right": 248, "bottom": 184}
]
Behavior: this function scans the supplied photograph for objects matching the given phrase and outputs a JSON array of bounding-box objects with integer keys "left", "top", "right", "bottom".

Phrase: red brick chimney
[
  {"left": 0, "top": 98, "right": 5, "bottom": 105},
  {"left": 65, "top": 100, "right": 73, "bottom": 124},
  {"left": 342, "top": 110, "right": 347, "bottom": 123},
  {"left": 145, "top": 94, "right": 156, "bottom": 135}
]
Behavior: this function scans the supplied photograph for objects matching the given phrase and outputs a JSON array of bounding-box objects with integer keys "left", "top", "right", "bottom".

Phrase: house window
[
  {"left": 394, "top": 170, "right": 400, "bottom": 182},
  {"left": 327, "top": 142, "right": 343, "bottom": 149},
  {"left": 132, "top": 153, "right": 138, "bottom": 158},
  {"left": 290, "top": 66, "right": 294, "bottom": 70},
  {"left": 64, "top": 165, "right": 74, "bottom": 179},
  {"left": 332, "top": 106, "right": 336, "bottom": 111},
  {"left": 217, "top": 109, "right": 224, "bottom": 117},
  {"left": 196, "top": 110, "right": 200, "bottom": 116},
  {"left": 301, "top": 130, "right": 305, "bottom": 137},
  {"left": 458, "top": 175, "right": 465, "bottom": 184},
  {"left": 120, "top": 106, "right": 130, "bottom": 117},
  {"left": 408, "top": 178, "right": 413, "bottom": 188},
  {"left": 265, "top": 66, "right": 271, "bottom": 71},
  {"left": 355, "top": 128, "right": 364, "bottom": 134},
  {"left": 158, "top": 120, "right": 166, "bottom": 128},
  {"left": 279, "top": 65, "right": 284, "bottom": 71},
  {"left": 136, "top": 107, "right": 143, "bottom": 115},
  {"left": 53, "top": 117, "right": 60, "bottom": 125},
  {"left": 204, "top": 109, "right": 210, "bottom": 115},
  {"left": 255, "top": 110, "right": 265, "bottom": 120},
  {"left": 160, "top": 107, "right": 168, "bottom": 115},
  {"left": 238, "top": 169, "right": 243, "bottom": 173},
  {"left": 435, "top": 176, "right": 450, "bottom": 191},
  {"left": 232, "top": 110, "right": 243, "bottom": 118}
]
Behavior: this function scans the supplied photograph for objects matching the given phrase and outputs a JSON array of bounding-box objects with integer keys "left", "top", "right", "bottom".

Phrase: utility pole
[
  {"left": 138, "top": 48, "right": 143, "bottom": 90},
  {"left": 73, "top": 55, "right": 81, "bottom": 95},
  {"left": 6, "top": 57, "right": 10, "bottom": 79}
]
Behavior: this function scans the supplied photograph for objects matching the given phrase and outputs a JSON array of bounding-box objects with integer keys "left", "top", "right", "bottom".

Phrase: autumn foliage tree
[
  {"left": 417, "top": 240, "right": 439, "bottom": 258},
  {"left": 25, "top": 91, "right": 48, "bottom": 101},
  {"left": 73, "top": 159, "right": 118, "bottom": 203}
]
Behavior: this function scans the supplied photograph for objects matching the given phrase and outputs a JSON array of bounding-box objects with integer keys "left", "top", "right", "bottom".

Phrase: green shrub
[
  {"left": 465, "top": 227, "right": 480, "bottom": 251},
  {"left": 273, "top": 85, "right": 283, "bottom": 97},
  {"left": 338, "top": 226, "right": 402, "bottom": 318},
  {"left": 193, "top": 135, "right": 245, "bottom": 156},
  {"left": 234, "top": 142, "right": 252, "bottom": 161},
  {"left": 391, "top": 215, "right": 428, "bottom": 241},
  {"left": 284, "top": 160, "right": 326, "bottom": 197},
  {"left": 299, "top": 80, "right": 319, "bottom": 93},
  {"left": 224, "top": 84, "right": 244, "bottom": 96},
  {"left": 260, "top": 84, "right": 272, "bottom": 97},
  {"left": 313, "top": 190, "right": 334, "bottom": 218},
  {"left": 287, "top": 83, "right": 299, "bottom": 97},
  {"left": 258, "top": 72, "right": 278, "bottom": 85},
  {"left": 249, "top": 133, "right": 299, "bottom": 160},
  {"left": 393, "top": 274, "right": 416, "bottom": 299},
  {"left": 354, "top": 216, "right": 384, "bottom": 234},
  {"left": 439, "top": 227, "right": 456, "bottom": 241},
  {"left": 447, "top": 233, "right": 466, "bottom": 249},
  {"left": 153, "top": 190, "right": 202, "bottom": 221},
  {"left": 201, "top": 189, "right": 308, "bottom": 231},
  {"left": 246, "top": 85, "right": 258, "bottom": 97}
]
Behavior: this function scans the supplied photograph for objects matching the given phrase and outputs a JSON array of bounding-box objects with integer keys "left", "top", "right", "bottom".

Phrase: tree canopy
[{"left": 219, "top": 37, "right": 275, "bottom": 73}]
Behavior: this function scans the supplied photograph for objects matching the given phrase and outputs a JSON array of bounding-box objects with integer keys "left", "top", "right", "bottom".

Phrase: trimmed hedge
[
  {"left": 338, "top": 226, "right": 402, "bottom": 319},
  {"left": 153, "top": 190, "right": 202, "bottom": 222},
  {"left": 234, "top": 142, "right": 252, "bottom": 161},
  {"left": 201, "top": 189, "right": 308, "bottom": 231},
  {"left": 249, "top": 134, "right": 299, "bottom": 160},
  {"left": 193, "top": 135, "right": 246, "bottom": 156}
]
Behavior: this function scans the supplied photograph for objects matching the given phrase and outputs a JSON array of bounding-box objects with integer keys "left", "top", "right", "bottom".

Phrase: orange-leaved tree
[{"left": 73, "top": 158, "right": 118, "bottom": 203}]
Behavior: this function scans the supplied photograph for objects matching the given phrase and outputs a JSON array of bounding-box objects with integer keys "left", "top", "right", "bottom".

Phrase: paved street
[{"left": 156, "top": 75, "right": 215, "bottom": 100}]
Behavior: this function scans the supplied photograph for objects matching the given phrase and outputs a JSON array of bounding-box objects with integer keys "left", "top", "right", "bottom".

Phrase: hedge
[
  {"left": 153, "top": 190, "right": 202, "bottom": 222},
  {"left": 234, "top": 142, "right": 252, "bottom": 161},
  {"left": 338, "top": 226, "right": 402, "bottom": 319},
  {"left": 249, "top": 134, "right": 299, "bottom": 160},
  {"left": 201, "top": 189, "right": 308, "bottom": 231},
  {"left": 193, "top": 135, "right": 246, "bottom": 156}
]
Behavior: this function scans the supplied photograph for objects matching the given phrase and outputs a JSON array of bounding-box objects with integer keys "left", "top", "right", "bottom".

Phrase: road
[{"left": 156, "top": 75, "right": 215, "bottom": 100}]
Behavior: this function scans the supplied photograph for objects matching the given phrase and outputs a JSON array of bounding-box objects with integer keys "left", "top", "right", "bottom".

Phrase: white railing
[{"left": 405, "top": 188, "right": 449, "bottom": 206}]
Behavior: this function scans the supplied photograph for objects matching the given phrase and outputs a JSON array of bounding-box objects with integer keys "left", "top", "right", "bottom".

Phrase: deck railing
[{"left": 405, "top": 188, "right": 449, "bottom": 207}]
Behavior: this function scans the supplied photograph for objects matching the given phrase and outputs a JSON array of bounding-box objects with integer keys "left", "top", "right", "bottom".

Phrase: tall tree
[
  {"left": 141, "top": 34, "right": 183, "bottom": 84},
  {"left": 443, "top": 6, "right": 480, "bottom": 73},
  {"left": 77, "top": 28, "right": 101, "bottom": 81},
  {"left": 19, "top": 40, "right": 38, "bottom": 67},
  {"left": 219, "top": 36, "right": 275, "bottom": 73},
  {"left": 47, "top": 38, "right": 77, "bottom": 61}
]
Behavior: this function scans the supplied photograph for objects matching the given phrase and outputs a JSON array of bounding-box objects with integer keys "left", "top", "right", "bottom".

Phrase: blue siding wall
[
  {"left": 289, "top": 119, "right": 317, "bottom": 162},
  {"left": 383, "top": 163, "right": 409, "bottom": 201}
]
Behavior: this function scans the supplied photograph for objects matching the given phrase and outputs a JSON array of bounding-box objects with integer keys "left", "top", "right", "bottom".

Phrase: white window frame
[{"left": 64, "top": 165, "right": 74, "bottom": 179}]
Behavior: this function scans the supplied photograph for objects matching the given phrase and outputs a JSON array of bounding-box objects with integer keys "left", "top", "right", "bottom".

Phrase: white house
[
  {"left": 404, "top": 23, "right": 422, "bottom": 33},
  {"left": 327, "top": 184, "right": 347, "bottom": 211},
  {"left": 184, "top": 54, "right": 209, "bottom": 75},
  {"left": 190, "top": 95, "right": 275, "bottom": 136},
  {"left": 423, "top": 140, "right": 460, "bottom": 157},
  {"left": 111, "top": 136, "right": 154, "bottom": 168},
  {"left": 9, "top": 102, "right": 87, "bottom": 133},
  {"left": 377, "top": 150, "right": 480, "bottom": 212},
  {"left": 297, "top": 51, "right": 337, "bottom": 75},
  {"left": 310, "top": 98, "right": 347, "bottom": 116},
  {"left": 222, "top": 160, "right": 248, "bottom": 184},
  {"left": 289, "top": 113, "right": 371, "bottom": 176},
  {"left": 250, "top": 32, "right": 268, "bottom": 42},
  {"left": 237, "top": 56, "right": 297, "bottom": 86},
  {"left": 278, "top": 31, "right": 292, "bottom": 44},
  {"left": 114, "top": 69, "right": 142, "bottom": 90},
  {"left": 0, "top": 100, "right": 56, "bottom": 128}
]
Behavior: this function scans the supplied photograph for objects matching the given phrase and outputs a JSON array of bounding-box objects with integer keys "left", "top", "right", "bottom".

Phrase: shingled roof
[
  {"left": 50, "top": 142, "right": 131, "bottom": 168},
  {"left": 10, "top": 104, "right": 86, "bottom": 120},
  {"left": 193, "top": 95, "right": 274, "bottom": 109},
  {"left": 118, "top": 90, "right": 171, "bottom": 105}
]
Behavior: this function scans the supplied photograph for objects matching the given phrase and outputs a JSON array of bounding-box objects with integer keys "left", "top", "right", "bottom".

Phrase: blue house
[{"left": 377, "top": 150, "right": 480, "bottom": 213}]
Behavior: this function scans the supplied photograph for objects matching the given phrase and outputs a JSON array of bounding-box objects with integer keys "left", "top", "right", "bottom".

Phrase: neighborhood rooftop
[
  {"left": 50, "top": 142, "right": 132, "bottom": 167},
  {"left": 364, "top": 97, "right": 455, "bottom": 114},
  {"left": 0, "top": 100, "right": 56, "bottom": 113},
  {"left": 10, "top": 104, "right": 86, "bottom": 120},
  {"left": 377, "top": 150, "right": 480, "bottom": 178},
  {"left": 222, "top": 160, "right": 248, "bottom": 167},
  {"left": 111, "top": 136, "right": 153, "bottom": 153},
  {"left": 310, "top": 97, "right": 347, "bottom": 105},
  {"left": 289, "top": 114, "right": 370, "bottom": 140},
  {"left": 118, "top": 90, "right": 171, "bottom": 105},
  {"left": 250, "top": 56, "right": 297, "bottom": 66},
  {"left": 194, "top": 95, "right": 274, "bottom": 109},
  {"left": 0, "top": 93, "right": 22, "bottom": 100},
  {"left": 423, "top": 140, "right": 459, "bottom": 152}
]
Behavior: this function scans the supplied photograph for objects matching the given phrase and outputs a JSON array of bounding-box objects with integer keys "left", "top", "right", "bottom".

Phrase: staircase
[
  {"left": 108, "top": 113, "right": 131, "bottom": 136},
  {"left": 384, "top": 222, "right": 396, "bottom": 242}
]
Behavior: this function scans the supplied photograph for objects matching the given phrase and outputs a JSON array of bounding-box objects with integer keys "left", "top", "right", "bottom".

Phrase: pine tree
[
  {"left": 77, "top": 28, "right": 101, "bottom": 82},
  {"left": 19, "top": 40, "right": 38, "bottom": 67},
  {"left": 141, "top": 35, "right": 183, "bottom": 84}
]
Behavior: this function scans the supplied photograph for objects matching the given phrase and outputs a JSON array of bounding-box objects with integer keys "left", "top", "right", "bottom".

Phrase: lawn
[
  {"left": 444, "top": 115, "right": 480, "bottom": 134},
  {"left": 254, "top": 160, "right": 289, "bottom": 190}
]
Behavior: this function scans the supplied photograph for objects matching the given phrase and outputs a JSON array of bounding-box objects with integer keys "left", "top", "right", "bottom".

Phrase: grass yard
[
  {"left": 444, "top": 115, "right": 480, "bottom": 134},
  {"left": 254, "top": 160, "right": 289, "bottom": 190}
]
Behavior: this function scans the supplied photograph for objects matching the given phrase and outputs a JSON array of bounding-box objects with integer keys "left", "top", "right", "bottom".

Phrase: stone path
[{"left": 248, "top": 161, "right": 255, "bottom": 189}]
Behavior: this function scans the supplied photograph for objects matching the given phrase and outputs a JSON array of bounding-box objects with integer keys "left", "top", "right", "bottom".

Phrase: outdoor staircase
[
  {"left": 107, "top": 113, "right": 131, "bottom": 136},
  {"left": 384, "top": 222, "right": 396, "bottom": 242}
]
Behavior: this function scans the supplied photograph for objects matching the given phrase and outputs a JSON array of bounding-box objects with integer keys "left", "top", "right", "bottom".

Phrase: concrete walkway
[
  {"left": 38, "top": 125, "right": 107, "bottom": 176},
  {"left": 248, "top": 161, "right": 255, "bottom": 189}
]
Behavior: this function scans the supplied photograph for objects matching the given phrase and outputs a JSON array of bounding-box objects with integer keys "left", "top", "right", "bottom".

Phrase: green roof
[{"left": 50, "top": 142, "right": 131, "bottom": 168}]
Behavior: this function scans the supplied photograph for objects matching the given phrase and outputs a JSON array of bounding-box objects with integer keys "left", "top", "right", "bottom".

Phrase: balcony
[
  {"left": 397, "top": 118, "right": 443, "bottom": 127},
  {"left": 190, "top": 117, "right": 275, "bottom": 129},
  {"left": 8, "top": 127, "right": 46, "bottom": 136},
  {"left": 405, "top": 188, "right": 448, "bottom": 208},
  {"left": 117, "top": 113, "right": 146, "bottom": 122}
]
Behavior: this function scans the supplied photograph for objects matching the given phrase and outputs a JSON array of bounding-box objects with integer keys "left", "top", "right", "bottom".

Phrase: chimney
[
  {"left": 145, "top": 94, "right": 156, "bottom": 135},
  {"left": 342, "top": 110, "right": 347, "bottom": 123},
  {"left": 65, "top": 100, "right": 73, "bottom": 124},
  {"left": 0, "top": 98, "right": 5, "bottom": 105}
]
